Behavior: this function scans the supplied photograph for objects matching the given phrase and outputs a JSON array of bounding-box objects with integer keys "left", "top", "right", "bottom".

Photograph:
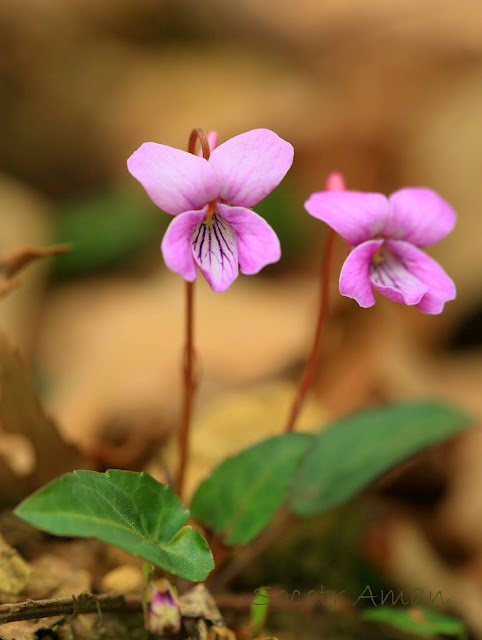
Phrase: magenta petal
[
  {"left": 191, "top": 212, "right": 238, "bottom": 292},
  {"left": 304, "top": 192, "right": 390, "bottom": 246},
  {"left": 216, "top": 203, "right": 281, "bottom": 275},
  {"left": 161, "top": 207, "right": 207, "bottom": 280},
  {"left": 339, "top": 239, "right": 384, "bottom": 307},
  {"left": 370, "top": 245, "right": 427, "bottom": 306},
  {"left": 127, "top": 142, "right": 218, "bottom": 215},
  {"left": 209, "top": 129, "right": 294, "bottom": 207},
  {"left": 386, "top": 188, "right": 456, "bottom": 247},
  {"left": 387, "top": 240, "right": 456, "bottom": 314}
]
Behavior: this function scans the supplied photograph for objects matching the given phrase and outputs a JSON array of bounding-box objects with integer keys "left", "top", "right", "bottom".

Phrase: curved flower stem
[
  {"left": 174, "top": 128, "right": 210, "bottom": 499},
  {"left": 285, "top": 228, "right": 336, "bottom": 433},
  {"left": 188, "top": 128, "right": 211, "bottom": 160}
]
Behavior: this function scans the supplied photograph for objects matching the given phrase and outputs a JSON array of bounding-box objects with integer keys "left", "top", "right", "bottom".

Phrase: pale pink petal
[
  {"left": 369, "top": 245, "right": 427, "bottom": 306},
  {"left": 339, "top": 239, "right": 384, "bottom": 307},
  {"left": 127, "top": 142, "right": 218, "bottom": 215},
  {"left": 387, "top": 240, "right": 456, "bottom": 314},
  {"left": 386, "top": 188, "right": 456, "bottom": 247},
  {"left": 208, "top": 129, "right": 294, "bottom": 208},
  {"left": 191, "top": 213, "right": 238, "bottom": 292},
  {"left": 161, "top": 207, "right": 207, "bottom": 280},
  {"left": 216, "top": 203, "right": 281, "bottom": 275},
  {"left": 304, "top": 192, "right": 390, "bottom": 246}
]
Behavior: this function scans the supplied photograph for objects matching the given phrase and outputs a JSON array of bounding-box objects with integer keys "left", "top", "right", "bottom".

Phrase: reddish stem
[
  {"left": 174, "top": 128, "right": 210, "bottom": 498},
  {"left": 285, "top": 229, "right": 336, "bottom": 432},
  {"left": 175, "top": 280, "right": 196, "bottom": 498}
]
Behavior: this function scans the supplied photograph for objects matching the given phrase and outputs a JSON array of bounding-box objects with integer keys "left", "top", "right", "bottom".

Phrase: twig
[
  {"left": 0, "top": 584, "right": 225, "bottom": 627},
  {"left": 0, "top": 592, "right": 140, "bottom": 625}
]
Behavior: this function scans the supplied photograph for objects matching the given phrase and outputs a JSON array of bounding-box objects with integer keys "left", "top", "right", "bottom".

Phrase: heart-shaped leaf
[
  {"left": 190, "top": 433, "right": 313, "bottom": 545},
  {"left": 15, "top": 470, "right": 213, "bottom": 582},
  {"left": 289, "top": 402, "right": 470, "bottom": 517}
]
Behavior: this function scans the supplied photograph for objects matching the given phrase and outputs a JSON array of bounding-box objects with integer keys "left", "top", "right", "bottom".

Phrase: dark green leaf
[
  {"left": 52, "top": 191, "right": 161, "bottom": 277},
  {"left": 190, "top": 433, "right": 313, "bottom": 545},
  {"left": 15, "top": 470, "right": 213, "bottom": 582},
  {"left": 290, "top": 402, "right": 470, "bottom": 516}
]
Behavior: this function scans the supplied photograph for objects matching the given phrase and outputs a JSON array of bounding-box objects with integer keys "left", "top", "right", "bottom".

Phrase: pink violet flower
[
  {"left": 304, "top": 185, "right": 456, "bottom": 314},
  {"left": 127, "top": 129, "right": 294, "bottom": 291}
]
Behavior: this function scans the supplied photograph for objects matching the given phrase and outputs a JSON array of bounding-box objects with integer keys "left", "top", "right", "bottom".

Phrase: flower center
[
  {"left": 372, "top": 245, "right": 386, "bottom": 266},
  {"left": 204, "top": 200, "right": 217, "bottom": 226}
]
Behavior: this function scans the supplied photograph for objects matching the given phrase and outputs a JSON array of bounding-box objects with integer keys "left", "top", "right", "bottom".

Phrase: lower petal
[
  {"left": 216, "top": 203, "right": 281, "bottom": 275},
  {"left": 161, "top": 207, "right": 207, "bottom": 281},
  {"left": 191, "top": 213, "right": 238, "bottom": 292},
  {"left": 339, "top": 239, "right": 384, "bottom": 307},
  {"left": 386, "top": 240, "right": 456, "bottom": 314},
  {"left": 370, "top": 245, "right": 427, "bottom": 305}
]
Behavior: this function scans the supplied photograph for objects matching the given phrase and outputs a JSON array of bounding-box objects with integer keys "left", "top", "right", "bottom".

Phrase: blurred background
[{"left": 0, "top": 0, "right": 482, "bottom": 636}]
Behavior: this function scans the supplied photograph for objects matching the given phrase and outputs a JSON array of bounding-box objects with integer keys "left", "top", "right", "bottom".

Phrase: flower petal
[
  {"left": 216, "top": 203, "right": 281, "bottom": 275},
  {"left": 127, "top": 142, "right": 218, "bottom": 215},
  {"left": 387, "top": 240, "right": 456, "bottom": 314},
  {"left": 339, "top": 239, "right": 384, "bottom": 307},
  {"left": 161, "top": 207, "right": 207, "bottom": 280},
  {"left": 191, "top": 213, "right": 238, "bottom": 292},
  {"left": 304, "top": 192, "right": 390, "bottom": 246},
  {"left": 208, "top": 129, "right": 294, "bottom": 207},
  {"left": 369, "top": 244, "right": 427, "bottom": 306},
  {"left": 386, "top": 187, "right": 456, "bottom": 247}
]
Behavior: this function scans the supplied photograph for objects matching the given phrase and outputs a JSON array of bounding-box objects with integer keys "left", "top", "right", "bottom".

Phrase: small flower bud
[
  {"left": 325, "top": 172, "right": 347, "bottom": 192},
  {"left": 144, "top": 577, "right": 181, "bottom": 635}
]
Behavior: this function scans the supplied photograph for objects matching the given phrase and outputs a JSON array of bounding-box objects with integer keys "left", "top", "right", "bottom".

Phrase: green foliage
[
  {"left": 15, "top": 470, "right": 213, "bottom": 582},
  {"left": 362, "top": 606, "right": 466, "bottom": 638},
  {"left": 191, "top": 403, "right": 470, "bottom": 545},
  {"left": 255, "top": 183, "right": 312, "bottom": 266},
  {"left": 250, "top": 587, "right": 270, "bottom": 637},
  {"left": 190, "top": 433, "right": 313, "bottom": 545},
  {"left": 52, "top": 190, "right": 161, "bottom": 277},
  {"left": 290, "top": 402, "right": 470, "bottom": 516}
]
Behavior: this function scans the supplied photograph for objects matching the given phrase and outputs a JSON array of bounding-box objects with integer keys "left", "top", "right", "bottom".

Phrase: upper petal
[
  {"left": 386, "top": 187, "right": 456, "bottom": 247},
  {"left": 304, "top": 192, "right": 390, "bottom": 246},
  {"left": 127, "top": 142, "right": 219, "bottom": 215},
  {"left": 216, "top": 203, "right": 281, "bottom": 275},
  {"left": 161, "top": 207, "right": 207, "bottom": 281},
  {"left": 386, "top": 240, "right": 456, "bottom": 314},
  {"left": 191, "top": 212, "right": 239, "bottom": 292},
  {"left": 369, "top": 245, "right": 427, "bottom": 306},
  {"left": 208, "top": 129, "right": 294, "bottom": 207},
  {"left": 339, "top": 239, "right": 384, "bottom": 307}
]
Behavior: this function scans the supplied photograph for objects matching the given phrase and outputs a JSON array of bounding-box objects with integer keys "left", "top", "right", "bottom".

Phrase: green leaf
[
  {"left": 52, "top": 190, "right": 161, "bottom": 277},
  {"left": 290, "top": 402, "right": 471, "bottom": 517},
  {"left": 15, "top": 470, "right": 214, "bottom": 582},
  {"left": 362, "top": 606, "right": 466, "bottom": 638},
  {"left": 250, "top": 587, "right": 270, "bottom": 637},
  {"left": 190, "top": 433, "right": 313, "bottom": 545}
]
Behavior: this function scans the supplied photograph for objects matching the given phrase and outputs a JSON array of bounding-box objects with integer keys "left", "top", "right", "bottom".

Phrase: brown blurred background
[{"left": 1, "top": 0, "right": 482, "bottom": 634}]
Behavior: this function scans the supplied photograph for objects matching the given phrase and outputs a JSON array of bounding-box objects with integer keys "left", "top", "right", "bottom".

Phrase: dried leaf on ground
[
  {"left": 155, "top": 381, "right": 327, "bottom": 500},
  {"left": 0, "top": 535, "right": 31, "bottom": 602},
  {"left": 37, "top": 274, "right": 317, "bottom": 452},
  {"left": 0, "top": 332, "right": 83, "bottom": 507}
]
